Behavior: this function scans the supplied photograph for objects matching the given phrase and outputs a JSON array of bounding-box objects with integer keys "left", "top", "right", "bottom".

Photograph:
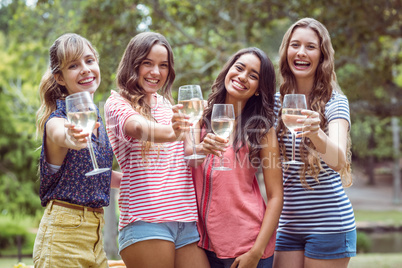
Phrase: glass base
[
  {"left": 212, "top": 166, "right": 232, "bottom": 171},
  {"left": 282, "top": 160, "right": 304, "bottom": 165},
  {"left": 184, "top": 154, "right": 206, "bottom": 160},
  {"left": 85, "top": 168, "right": 110, "bottom": 176}
]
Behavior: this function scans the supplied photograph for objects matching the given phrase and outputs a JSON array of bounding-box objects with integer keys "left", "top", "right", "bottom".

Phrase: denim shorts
[
  {"left": 275, "top": 230, "right": 357, "bottom": 260},
  {"left": 118, "top": 221, "right": 200, "bottom": 253},
  {"left": 205, "top": 250, "right": 273, "bottom": 268}
]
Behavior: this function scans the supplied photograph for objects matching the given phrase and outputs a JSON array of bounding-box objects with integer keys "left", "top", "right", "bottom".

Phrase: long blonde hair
[
  {"left": 36, "top": 33, "right": 99, "bottom": 138},
  {"left": 115, "top": 32, "right": 175, "bottom": 161},
  {"left": 276, "top": 18, "right": 352, "bottom": 188}
]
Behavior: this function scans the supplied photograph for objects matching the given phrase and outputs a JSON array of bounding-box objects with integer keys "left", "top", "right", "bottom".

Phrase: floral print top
[{"left": 39, "top": 99, "right": 113, "bottom": 208}]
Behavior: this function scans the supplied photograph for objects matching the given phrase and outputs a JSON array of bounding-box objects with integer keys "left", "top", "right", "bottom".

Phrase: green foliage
[
  {"left": 0, "top": 220, "right": 28, "bottom": 250},
  {"left": 351, "top": 116, "right": 396, "bottom": 160},
  {"left": 356, "top": 231, "right": 372, "bottom": 253}
]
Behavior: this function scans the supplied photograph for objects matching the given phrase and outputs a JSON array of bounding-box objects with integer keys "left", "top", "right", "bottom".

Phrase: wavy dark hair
[
  {"left": 276, "top": 18, "right": 352, "bottom": 187},
  {"left": 116, "top": 32, "right": 175, "bottom": 160},
  {"left": 201, "top": 47, "right": 276, "bottom": 164}
]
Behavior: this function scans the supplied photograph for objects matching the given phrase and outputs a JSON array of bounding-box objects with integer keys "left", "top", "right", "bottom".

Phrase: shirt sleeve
[
  {"left": 325, "top": 93, "right": 351, "bottom": 130},
  {"left": 104, "top": 91, "right": 138, "bottom": 143}
]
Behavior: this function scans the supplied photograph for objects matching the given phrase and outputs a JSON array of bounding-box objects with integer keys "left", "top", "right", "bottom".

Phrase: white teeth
[
  {"left": 146, "top": 78, "right": 158, "bottom": 84},
  {"left": 233, "top": 80, "right": 245, "bottom": 89},
  {"left": 295, "top": 60, "right": 309, "bottom": 65},
  {"left": 79, "top": 78, "right": 94, "bottom": 84}
]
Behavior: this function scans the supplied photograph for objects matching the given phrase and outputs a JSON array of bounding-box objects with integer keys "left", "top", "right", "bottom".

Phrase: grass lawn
[
  {"left": 349, "top": 253, "right": 402, "bottom": 268},
  {"left": 354, "top": 210, "right": 402, "bottom": 226},
  {"left": 0, "top": 258, "right": 33, "bottom": 268}
]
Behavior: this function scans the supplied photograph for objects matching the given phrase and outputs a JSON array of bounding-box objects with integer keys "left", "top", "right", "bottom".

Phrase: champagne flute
[
  {"left": 211, "top": 104, "right": 235, "bottom": 171},
  {"left": 65, "top": 91, "right": 110, "bottom": 176},
  {"left": 178, "top": 85, "right": 206, "bottom": 160},
  {"left": 281, "top": 94, "right": 307, "bottom": 165}
]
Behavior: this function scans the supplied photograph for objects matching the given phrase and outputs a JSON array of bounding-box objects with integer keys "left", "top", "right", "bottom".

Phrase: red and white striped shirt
[{"left": 104, "top": 91, "right": 198, "bottom": 230}]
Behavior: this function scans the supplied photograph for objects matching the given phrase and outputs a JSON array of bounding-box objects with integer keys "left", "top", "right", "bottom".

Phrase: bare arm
[
  {"left": 110, "top": 170, "right": 122, "bottom": 189},
  {"left": 45, "top": 117, "right": 99, "bottom": 165},
  {"left": 123, "top": 104, "right": 190, "bottom": 143},
  {"left": 296, "top": 110, "right": 348, "bottom": 171},
  {"left": 231, "top": 127, "right": 283, "bottom": 268}
]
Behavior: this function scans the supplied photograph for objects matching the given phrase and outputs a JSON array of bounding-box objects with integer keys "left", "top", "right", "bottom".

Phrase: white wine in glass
[
  {"left": 211, "top": 104, "right": 235, "bottom": 171},
  {"left": 178, "top": 85, "right": 206, "bottom": 160},
  {"left": 66, "top": 91, "right": 110, "bottom": 176},
  {"left": 281, "top": 94, "right": 307, "bottom": 165}
]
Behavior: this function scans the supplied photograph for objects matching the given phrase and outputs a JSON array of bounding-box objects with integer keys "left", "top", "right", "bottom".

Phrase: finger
[
  {"left": 93, "top": 122, "right": 101, "bottom": 130},
  {"left": 172, "top": 104, "right": 183, "bottom": 113},
  {"left": 207, "top": 133, "right": 228, "bottom": 144}
]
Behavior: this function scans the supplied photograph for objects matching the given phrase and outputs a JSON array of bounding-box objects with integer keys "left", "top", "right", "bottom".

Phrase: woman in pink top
[
  {"left": 189, "top": 47, "right": 283, "bottom": 267},
  {"left": 104, "top": 32, "right": 209, "bottom": 268}
]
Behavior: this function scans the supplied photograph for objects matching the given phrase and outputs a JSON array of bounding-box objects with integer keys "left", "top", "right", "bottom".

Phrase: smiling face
[
  {"left": 138, "top": 44, "right": 169, "bottom": 99},
  {"left": 54, "top": 44, "right": 100, "bottom": 96},
  {"left": 224, "top": 53, "right": 261, "bottom": 107},
  {"left": 287, "top": 27, "right": 322, "bottom": 84}
]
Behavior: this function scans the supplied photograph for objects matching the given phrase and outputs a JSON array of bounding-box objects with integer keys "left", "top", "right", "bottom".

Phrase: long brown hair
[
  {"left": 276, "top": 18, "right": 352, "bottom": 187},
  {"left": 202, "top": 47, "right": 276, "bottom": 164},
  {"left": 36, "top": 33, "right": 99, "bottom": 138},
  {"left": 116, "top": 32, "right": 175, "bottom": 159}
]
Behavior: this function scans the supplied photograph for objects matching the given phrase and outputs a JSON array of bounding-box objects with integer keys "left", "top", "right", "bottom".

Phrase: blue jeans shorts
[
  {"left": 275, "top": 230, "right": 357, "bottom": 260},
  {"left": 118, "top": 221, "right": 200, "bottom": 254},
  {"left": 205, "top": 250, "right": 273, "bottom": 268}
]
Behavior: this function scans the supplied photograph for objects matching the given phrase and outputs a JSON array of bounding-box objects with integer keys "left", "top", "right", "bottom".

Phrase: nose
[
  {"left": 238, "top": 71, "right": 247, "bottom": 82},
  {"left": 150, "top": 65, "right": 160, "bottom": 76},
  {"left": 80, "top": 63, "right": 91, "bottom": 74},
  {"left": 296, "top": 45, "right": 307, "bottom": 57}
]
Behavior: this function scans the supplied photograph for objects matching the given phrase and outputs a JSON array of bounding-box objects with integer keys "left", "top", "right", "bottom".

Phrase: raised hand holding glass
[
  {"left": 178, "top": 85, "right": 206, "bottom": 160},
  {"left": 281, "top": 94, "right": 307, "bottom": 165},
  {"left": 211, "top": 104, "right": 235, "bottom": 171},
  {"left": 66, "top": 91, "right": 110, "bottom": 176}
]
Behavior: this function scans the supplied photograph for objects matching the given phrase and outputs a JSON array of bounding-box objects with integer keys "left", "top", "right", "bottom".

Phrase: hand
[
  {"left": 171, "top": 104, "right": 191, "bottom": 141},
  {"left": 295, "top": 109, "right": 321, "bottom": 139},
  {"left": 230, "top": 251, "right": 260, "bottom": 268},
  {"left": 199, "top": 133, "right": 228, "bottom": 157},
  {"left": 64, "top": 121, "right": 100, "bottom": 150}
]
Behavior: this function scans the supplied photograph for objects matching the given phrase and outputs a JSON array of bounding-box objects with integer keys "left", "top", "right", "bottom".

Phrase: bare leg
[
  {"left": 304, "top": 256, "right": 350, "bottom": 268},
  {"left": 120, "top": 239, "right": 175, "bottom": 268},
  {"left": 175, "top": 242, "right": 210, "bottom": 268},
  {"left": 273, "top": 251, "right": 304, "bottom": 268}
]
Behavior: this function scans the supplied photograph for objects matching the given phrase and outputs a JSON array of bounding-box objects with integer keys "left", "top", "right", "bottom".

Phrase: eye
[
  {"left": 86, "top": 58, "right": 95, "bottom": 64},
  {"left": 290, "top": 43, "right": 299, "bottom": 48},
  {"left": 160, "top": 63, "right": 169, "bottom": 68},
  {"left": 142, "top": 61, "right": 152, "bottom": 66},
  {"left": 250, "top": 74, "right": 259, "bottom": 80},
  {"left": 235, "top": 65, "right": 243, "bottom": 71},
  {"left": 307, "top": 45, "right": 316, "bottom": 49},
  {"left": 68, "top": 64, "right": 77, "bottom": 69}
]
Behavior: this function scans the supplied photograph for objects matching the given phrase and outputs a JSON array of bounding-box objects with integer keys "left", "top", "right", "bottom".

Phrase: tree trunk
[
  {"left": 104, "top": 188, "right": 119, "bottom": 259},
  {"left": 391, "top": 116, "right": 400, "bottom": 204}
]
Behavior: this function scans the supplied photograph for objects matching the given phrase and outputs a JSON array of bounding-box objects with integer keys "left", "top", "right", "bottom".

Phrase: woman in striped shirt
[
  {"left": 273, "top": 18, "right": 356, "bottom": 268},
  {"left": 104, "top": 32, "right": 209, "bottom": 268}
]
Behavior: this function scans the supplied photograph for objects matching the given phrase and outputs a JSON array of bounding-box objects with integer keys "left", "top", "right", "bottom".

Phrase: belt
[{"left": 52, "top": 201, "right": 104, "bottom": 214}]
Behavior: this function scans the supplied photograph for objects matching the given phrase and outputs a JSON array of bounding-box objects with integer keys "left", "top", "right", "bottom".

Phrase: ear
[{"left": 54, "top": 73, "right": 66, "bottom": 86}]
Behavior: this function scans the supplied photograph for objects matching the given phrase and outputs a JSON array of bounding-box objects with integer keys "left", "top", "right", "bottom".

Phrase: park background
[{"left": 0, "top": 0, "right": 401, "bottom": 267}]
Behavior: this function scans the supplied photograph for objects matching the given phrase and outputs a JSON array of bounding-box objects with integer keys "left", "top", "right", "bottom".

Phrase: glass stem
[
  {"left": 191, "top": 127, "right": 197, "bottom": 155},
  {"left": 291, "top": 132, "right": 296, "bottom": 162},
  {"left": 219, "top": 152, "right": 225, "bottom": 167},
  {"left": 88, "top": 140, "right": 99, "bottom": 170}
]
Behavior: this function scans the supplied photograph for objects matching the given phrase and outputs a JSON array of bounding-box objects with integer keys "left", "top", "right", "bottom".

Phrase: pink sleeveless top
[{"left": 192, "top": 144, "right": 276, "bottom": 259}]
